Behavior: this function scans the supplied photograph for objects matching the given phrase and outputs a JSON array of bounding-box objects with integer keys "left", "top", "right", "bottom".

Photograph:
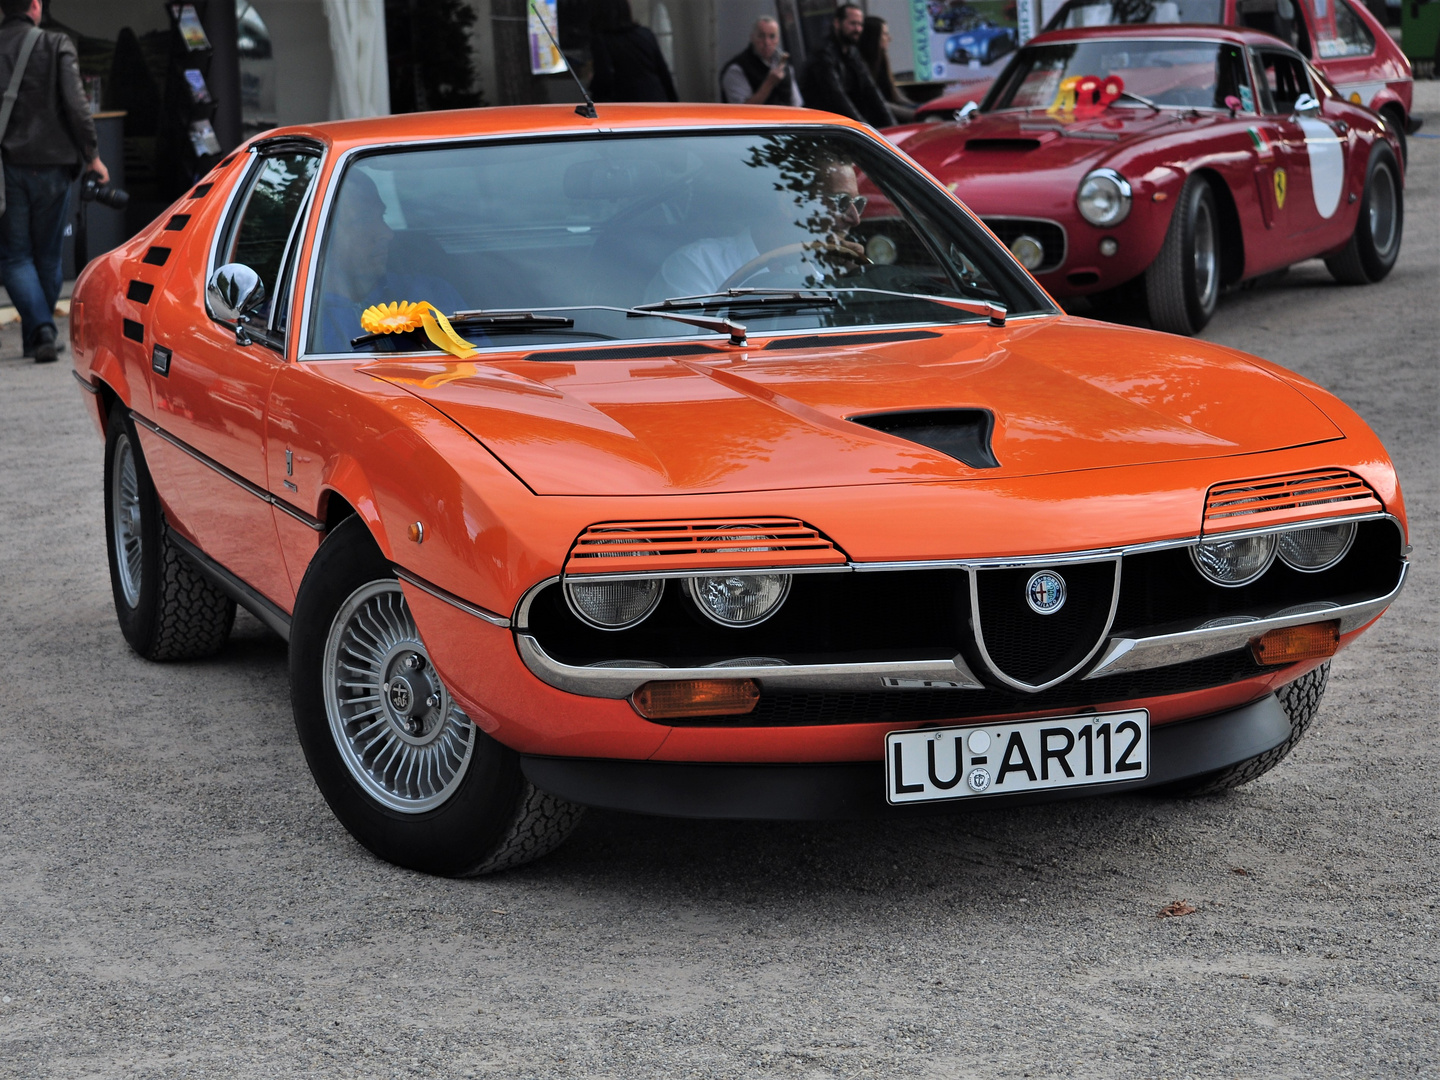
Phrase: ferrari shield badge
[{"left": 1273, "top": 167, "right": 1288, "bottom": 209}]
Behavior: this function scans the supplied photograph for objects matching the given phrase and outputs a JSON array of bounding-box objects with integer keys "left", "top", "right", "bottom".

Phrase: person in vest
[
  {"left": 0, "top": 0, "right": 106, "bottom": 363},
  {"left": 720, "top": 17, "right": 802, "bottom": 107}
]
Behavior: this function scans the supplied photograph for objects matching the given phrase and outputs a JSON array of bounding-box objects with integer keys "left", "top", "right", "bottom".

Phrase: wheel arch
[
  {"left": 318, "top": 455, "right": 390, "bottom": 559},
  {"left": 1193, "top": 167, "right": 1245, "bottom": 288}
]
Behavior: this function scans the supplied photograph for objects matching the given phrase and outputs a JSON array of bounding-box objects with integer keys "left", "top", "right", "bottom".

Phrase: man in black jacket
[
  {"left": 800, "top": 4, "right": 895, "bottom": 129},
  {"left": 0, "top": 0, "right": 105, "bottom": 363}
]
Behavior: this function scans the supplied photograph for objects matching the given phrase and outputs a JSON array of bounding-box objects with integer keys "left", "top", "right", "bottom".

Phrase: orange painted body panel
[{"left": 68, "top": 104, "right": 1407, "bottom": 769}]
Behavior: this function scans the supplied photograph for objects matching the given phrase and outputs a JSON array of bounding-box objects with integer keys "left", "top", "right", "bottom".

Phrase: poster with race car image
[{"left": 909, "top": 0, "right": 1037, "bottom": 83}]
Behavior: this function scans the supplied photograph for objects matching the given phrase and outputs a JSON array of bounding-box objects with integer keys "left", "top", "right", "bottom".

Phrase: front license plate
[{"left": 885, "top": 710, "right": 1149, "bottom": 805}]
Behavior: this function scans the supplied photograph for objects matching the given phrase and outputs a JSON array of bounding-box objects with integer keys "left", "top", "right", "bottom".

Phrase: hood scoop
[
  {"left": 965, "top": 137, "right": 1042, "bottom": 152},
  {"left": 849, "top": 408, "right": 1000, "bottom": 470}
]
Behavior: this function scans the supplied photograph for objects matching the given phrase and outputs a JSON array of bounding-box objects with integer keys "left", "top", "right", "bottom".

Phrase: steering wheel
[{"left": 718, "top": 241, "right": 869, "bottom": 290}]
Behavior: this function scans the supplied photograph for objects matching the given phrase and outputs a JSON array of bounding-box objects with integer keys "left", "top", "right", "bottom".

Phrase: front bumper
[{"left": 521, "top": 692, "right": 1290, "bottom": 819}]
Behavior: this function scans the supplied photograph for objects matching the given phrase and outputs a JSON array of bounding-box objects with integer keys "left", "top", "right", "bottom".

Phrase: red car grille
[
  {"left": 1203, "top": 470, "right": 1382, "bottom": 534},
  {"left": 564, "top": 518, "right": 847, "bottom": 576}
]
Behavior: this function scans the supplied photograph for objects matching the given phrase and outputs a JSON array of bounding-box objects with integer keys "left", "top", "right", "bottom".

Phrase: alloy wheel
[{"left": 111, "top": 433, "right": 143, "bottom": 608}]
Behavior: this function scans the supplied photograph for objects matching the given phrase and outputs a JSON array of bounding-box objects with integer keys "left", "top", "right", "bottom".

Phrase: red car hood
[
  {"left": 366, "top": 318, "right": 1341, "bottom": 496},
  {"left": 901, "top": 109, "right": 1184, "bottom": 199}
]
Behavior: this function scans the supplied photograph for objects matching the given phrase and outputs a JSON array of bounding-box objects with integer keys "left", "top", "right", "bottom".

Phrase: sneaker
[{"left": 33, "top": 326, "right": 57, "bottom": 364}]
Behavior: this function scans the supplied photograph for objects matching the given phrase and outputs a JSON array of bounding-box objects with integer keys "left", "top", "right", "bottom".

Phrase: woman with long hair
[
  {"left": 858, "top": 16, "right": 915, "bottom": 123},
  {"left": 589, "top": 0, "right": 678, "bottom": 103}
]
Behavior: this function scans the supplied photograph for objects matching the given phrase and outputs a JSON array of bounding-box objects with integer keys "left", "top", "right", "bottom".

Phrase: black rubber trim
[
  {"left": 142, "top": 246, "right": 170, "bottom": 266},
  {"left": 166, "top": 529, "right": 292, "bottom": 642},
  {"left": 523, "top": 343, "right": 720, "bottom": 362},
  {"left": 127, "top": 281, "right": 154, "bottom": 304},
  {"left": 763, "top": 330, "right": 943, "bottom": 350},
  {"left": 520, "top": 694, "right": 1290, "bottom": 820},
  {"left": 129, "top": 412, "right": 325, "bottom": 531},
  {"left": 122, "top": 319, "right": 144, "bottom": 343}
]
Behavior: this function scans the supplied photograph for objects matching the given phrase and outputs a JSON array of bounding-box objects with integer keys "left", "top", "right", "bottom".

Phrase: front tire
[
  {"left": 1169, "top": 663, "right": 1329, "bottom": 796},
  {"left": 1145, "top": 175, "right": 1221, "bottom": 336},
  {"left": 289, "top": 516, "right": 582, "bottom": 875},
  {"left": 1325, "top": 144, "right": 1402, "bottom": 285},
  {"left": 103, "top": 405, "right": 235, "bottom": 661}
]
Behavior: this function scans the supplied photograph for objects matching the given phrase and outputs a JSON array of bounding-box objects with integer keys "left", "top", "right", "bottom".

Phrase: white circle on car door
[{"left": 1298, "top": 116, "right": 1345, "bottom": 219}]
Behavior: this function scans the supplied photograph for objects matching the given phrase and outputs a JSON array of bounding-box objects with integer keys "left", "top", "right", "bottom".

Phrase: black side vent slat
[
  {"left": 127, "top": 281, "right": 154, "bottom": 304},
  {"left": 848, "top": 408, "right": 1000, "bottom": 469},
  {"left": 122, "top": 319, "right": 144, "bottom": 343},
  {"left": 965, "top": 138, "right": 1042, "bottom": 152},
  {"left": 523, "top": 344, "right": 719, "bottom": 362},
  {"left": 764, "top": 330, "right": 942, "bottom": 350},
  {"left": 166, "top": 214, "right": 190, "bottom": 230},
  {"left": 190, "top": 183, "right": 213, "bottom": 198},
  {"left": 143, "top": 247, "right": 170, "bottom": 266}
]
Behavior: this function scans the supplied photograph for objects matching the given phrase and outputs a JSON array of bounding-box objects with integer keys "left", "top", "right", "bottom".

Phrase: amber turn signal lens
[
  {"left": 631, "top": 679, "right": 760, "bottom": 719},
  {"left": 1251, "top": 621, "right": 1340, "bottom": 666}
]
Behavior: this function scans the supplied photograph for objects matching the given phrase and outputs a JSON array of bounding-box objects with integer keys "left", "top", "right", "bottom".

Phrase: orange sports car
[{"left": 71, "top": 103, "right": 1408, "bottom": 876}]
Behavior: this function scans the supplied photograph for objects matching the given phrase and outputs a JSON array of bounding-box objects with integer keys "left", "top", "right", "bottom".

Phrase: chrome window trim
[
  {"left": 968, "top": 556, "right": 1123, "bottom": 692},
  {"left": 296, "top": 122, "right": 1057, "bottom": 362},
  {"left": 1086, "top": 563, "right": 1407, "bottom": 679}
]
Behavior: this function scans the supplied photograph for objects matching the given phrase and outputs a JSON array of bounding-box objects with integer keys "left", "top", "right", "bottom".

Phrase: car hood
[
  {"left": 365, "top": 318, "right": 1342, "bottom": 496},
  {"left": 901, "top": 109, "right": 1183, "bottom": 195}
]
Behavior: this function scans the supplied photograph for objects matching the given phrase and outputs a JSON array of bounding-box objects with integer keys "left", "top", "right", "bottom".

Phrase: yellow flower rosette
[{"left": 360, "top": 300, "right": 478, "bottom": 359}]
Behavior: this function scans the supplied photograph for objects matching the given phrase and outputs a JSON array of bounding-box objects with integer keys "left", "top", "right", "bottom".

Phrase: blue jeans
[{"left": 0, "top": 164, "right": 73, "bottom": 352}]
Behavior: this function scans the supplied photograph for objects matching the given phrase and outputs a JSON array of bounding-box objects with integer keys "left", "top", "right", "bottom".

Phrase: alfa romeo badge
[{"left": 1026, "top": 570, "right": 1067, "bottom": 615}]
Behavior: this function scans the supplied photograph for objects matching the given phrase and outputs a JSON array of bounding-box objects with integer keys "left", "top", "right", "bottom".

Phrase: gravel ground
[{"left": 0, "top": 95, "right": 1435, "bottom": 1079}]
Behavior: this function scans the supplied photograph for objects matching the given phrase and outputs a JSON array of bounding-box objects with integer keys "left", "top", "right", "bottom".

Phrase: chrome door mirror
[
  {"left": 1292, "top": 93, "right": 1320, "bottom": 118},
  {"left": 207, "top": 263, "right": 266, "bottom": 344},
  {"left": 956, "top": 100, "right": 980, "bottom": 122}
]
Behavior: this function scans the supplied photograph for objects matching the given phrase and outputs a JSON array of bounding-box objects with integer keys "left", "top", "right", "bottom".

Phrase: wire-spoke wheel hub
[
  {"left": 323, "top": 580, "right": 474, "bottom": 813},
  {"left": 111, "top": 433, "right": 143, "bottom": 608}
]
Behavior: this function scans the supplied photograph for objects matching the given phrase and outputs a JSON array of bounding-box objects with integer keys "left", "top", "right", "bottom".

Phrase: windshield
[
  {"left": 305, "top": 129, "right": 1052, "bottom": 355},
  {"left": 989, "top": 39, "right": 1251, "bottom": 112},
  {"left": 1047, "top": 0, "right": 1225, "bottom": 29}
]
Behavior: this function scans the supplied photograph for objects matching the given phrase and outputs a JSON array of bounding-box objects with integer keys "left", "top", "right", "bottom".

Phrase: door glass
[
  {"left": 1251, "top": 49, "right": 1313, "bottom": 113},
  {"left": 219, "top": 153, "right": 320, "bottom": 325},
  {"left": 1318, "top": 0, "right": 1376, "bottom": 56}
]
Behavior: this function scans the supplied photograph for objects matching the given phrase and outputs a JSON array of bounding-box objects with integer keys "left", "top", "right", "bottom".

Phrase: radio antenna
[{"left": 530, "top": 3, "right": 597, "bottom": 119}]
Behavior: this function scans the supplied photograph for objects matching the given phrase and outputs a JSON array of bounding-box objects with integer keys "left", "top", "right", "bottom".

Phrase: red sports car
[
  {"left": 893, "top": 25, "right": 1404, "bottom": 336},
  {"left": 913, "top": 0, "right": 1419, "bottom": 159}
]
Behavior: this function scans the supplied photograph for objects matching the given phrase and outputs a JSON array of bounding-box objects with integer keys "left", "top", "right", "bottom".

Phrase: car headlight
[
  {"left": 1278, "top": 521, "right": 1357, "bottom": 572},
  {"left": 1077, "top": 169, "right": 1132, "bottom": 227},
  {"left": 565, "top": 578, "right": 664, "bottom": 630},
  {"left": 1010, "top": 234, "right": 1045, "bottom": 270},
  {"left": 686, "top": 573, "right": 791, "bottom": 626},
  {"left": 1190, "top": 534, "right": 1277, "bottom": 586}
]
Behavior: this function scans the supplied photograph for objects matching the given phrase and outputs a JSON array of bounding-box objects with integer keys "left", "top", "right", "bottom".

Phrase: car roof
[
  {"left": 239, "top": 103, "right": 869, "bottom": 158},
  {"left": 1027, "top": 23, "right": 1291, "bottom": 47}
]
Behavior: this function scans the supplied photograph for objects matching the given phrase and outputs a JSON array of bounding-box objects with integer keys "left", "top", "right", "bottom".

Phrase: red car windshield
[
  {"left": 989, "top": 39, "right": 1252, "bottom": 111},
  {"left": 1047, "top": 0, "right": 1226, "bottom": 29}
]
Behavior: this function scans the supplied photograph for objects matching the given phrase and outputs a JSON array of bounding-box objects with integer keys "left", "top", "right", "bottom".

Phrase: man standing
[
  {"left": 800, "top": 3, "right": 895, "bottom": 128},
  {"left": 0, "top": 0, "right": 106, "bottom": 364},
  {"left": 720, "top": 17, "right": 802, "bottom": 107}
]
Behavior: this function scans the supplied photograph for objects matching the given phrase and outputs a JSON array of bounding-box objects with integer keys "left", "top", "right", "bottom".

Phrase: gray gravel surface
[{"left": 0, "top": 94, "right": 1436, "bottom": 1079}]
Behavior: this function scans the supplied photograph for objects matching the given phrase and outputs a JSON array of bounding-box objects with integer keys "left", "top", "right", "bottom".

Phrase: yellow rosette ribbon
[{"left": 360, "top": 300, "right": 478, "bottom": 360}]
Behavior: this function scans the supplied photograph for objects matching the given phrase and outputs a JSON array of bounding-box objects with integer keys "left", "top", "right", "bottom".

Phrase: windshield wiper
[
  {"left": 636, "top": 288, "right": 841, "bottom": 313},
  {"left": 1113, "top": 89, "right": 1161, "bottom": 112},
  {"left": 779, "top": 286, "right": 1008, "bottom": 326},
  {"left": 349, "top": 309, "right": 576, "bottom": 350}
]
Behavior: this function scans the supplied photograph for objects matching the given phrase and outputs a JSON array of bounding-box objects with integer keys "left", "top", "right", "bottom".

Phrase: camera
[{"left": 79, "top": 170, "right": 128, "bottom": 210}]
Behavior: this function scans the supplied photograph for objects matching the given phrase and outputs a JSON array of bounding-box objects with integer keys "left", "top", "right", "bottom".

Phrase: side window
[
  {"left": 1251, "top": 50, "right": 1313, "bottom": 113},
  {"left": 1217, "top": 45, "right": 1255, "bottom": 111},
  {"left": 216, "top": 152, "right": 320, "bottom": 327},
  {"left": 1319, "top": 0, "right": 1376, "bottom": 56}
]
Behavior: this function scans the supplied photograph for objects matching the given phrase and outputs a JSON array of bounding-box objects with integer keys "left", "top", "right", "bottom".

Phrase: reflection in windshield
[
  {"left": 990, "top": 39, "right": 1252, "bottom": 112},
  {"left": 306, "top": 131, "right": 1050, "bottom": 354}
]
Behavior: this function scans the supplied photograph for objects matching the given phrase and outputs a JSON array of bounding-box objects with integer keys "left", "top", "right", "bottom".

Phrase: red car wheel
[{"left": 1144, "top": 175, "right": 1220, "bottom": 336}]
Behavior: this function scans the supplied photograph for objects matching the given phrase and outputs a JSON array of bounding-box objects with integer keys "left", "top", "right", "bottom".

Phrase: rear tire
[
  {"left": 1168, "top": 662, "right": 1329, "bottom": 796},
  {"left": 1379, "top": 105, "right": 1407, "bottom": 168},
  {"left": 1145, "top": 175, "right": 1221, "bottom": 336},
  {"left": 1325, "top": 144, "right": 1402, "bottom": 285},
  {"left": 103, "top": 406, "right": 235, "bottom": 661},
  {"left": 289, "top": 516, "right": 582, "bottom": 876}
]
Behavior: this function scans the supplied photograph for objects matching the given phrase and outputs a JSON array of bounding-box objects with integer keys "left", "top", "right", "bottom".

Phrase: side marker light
[
  {"left": 631, "top": 679, "right": 760, "bottom": 719},
  {"left": 1251, "top": 621, "right": 1339, "bottom": 666}
]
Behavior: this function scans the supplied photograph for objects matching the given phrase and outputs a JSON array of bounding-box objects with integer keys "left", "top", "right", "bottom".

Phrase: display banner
[
  {"left": 910, "top": 0, "right": 1036, "bottom": 84},
  {"left": 528, "top": 0, "right": 566, "bottom": 75}
]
